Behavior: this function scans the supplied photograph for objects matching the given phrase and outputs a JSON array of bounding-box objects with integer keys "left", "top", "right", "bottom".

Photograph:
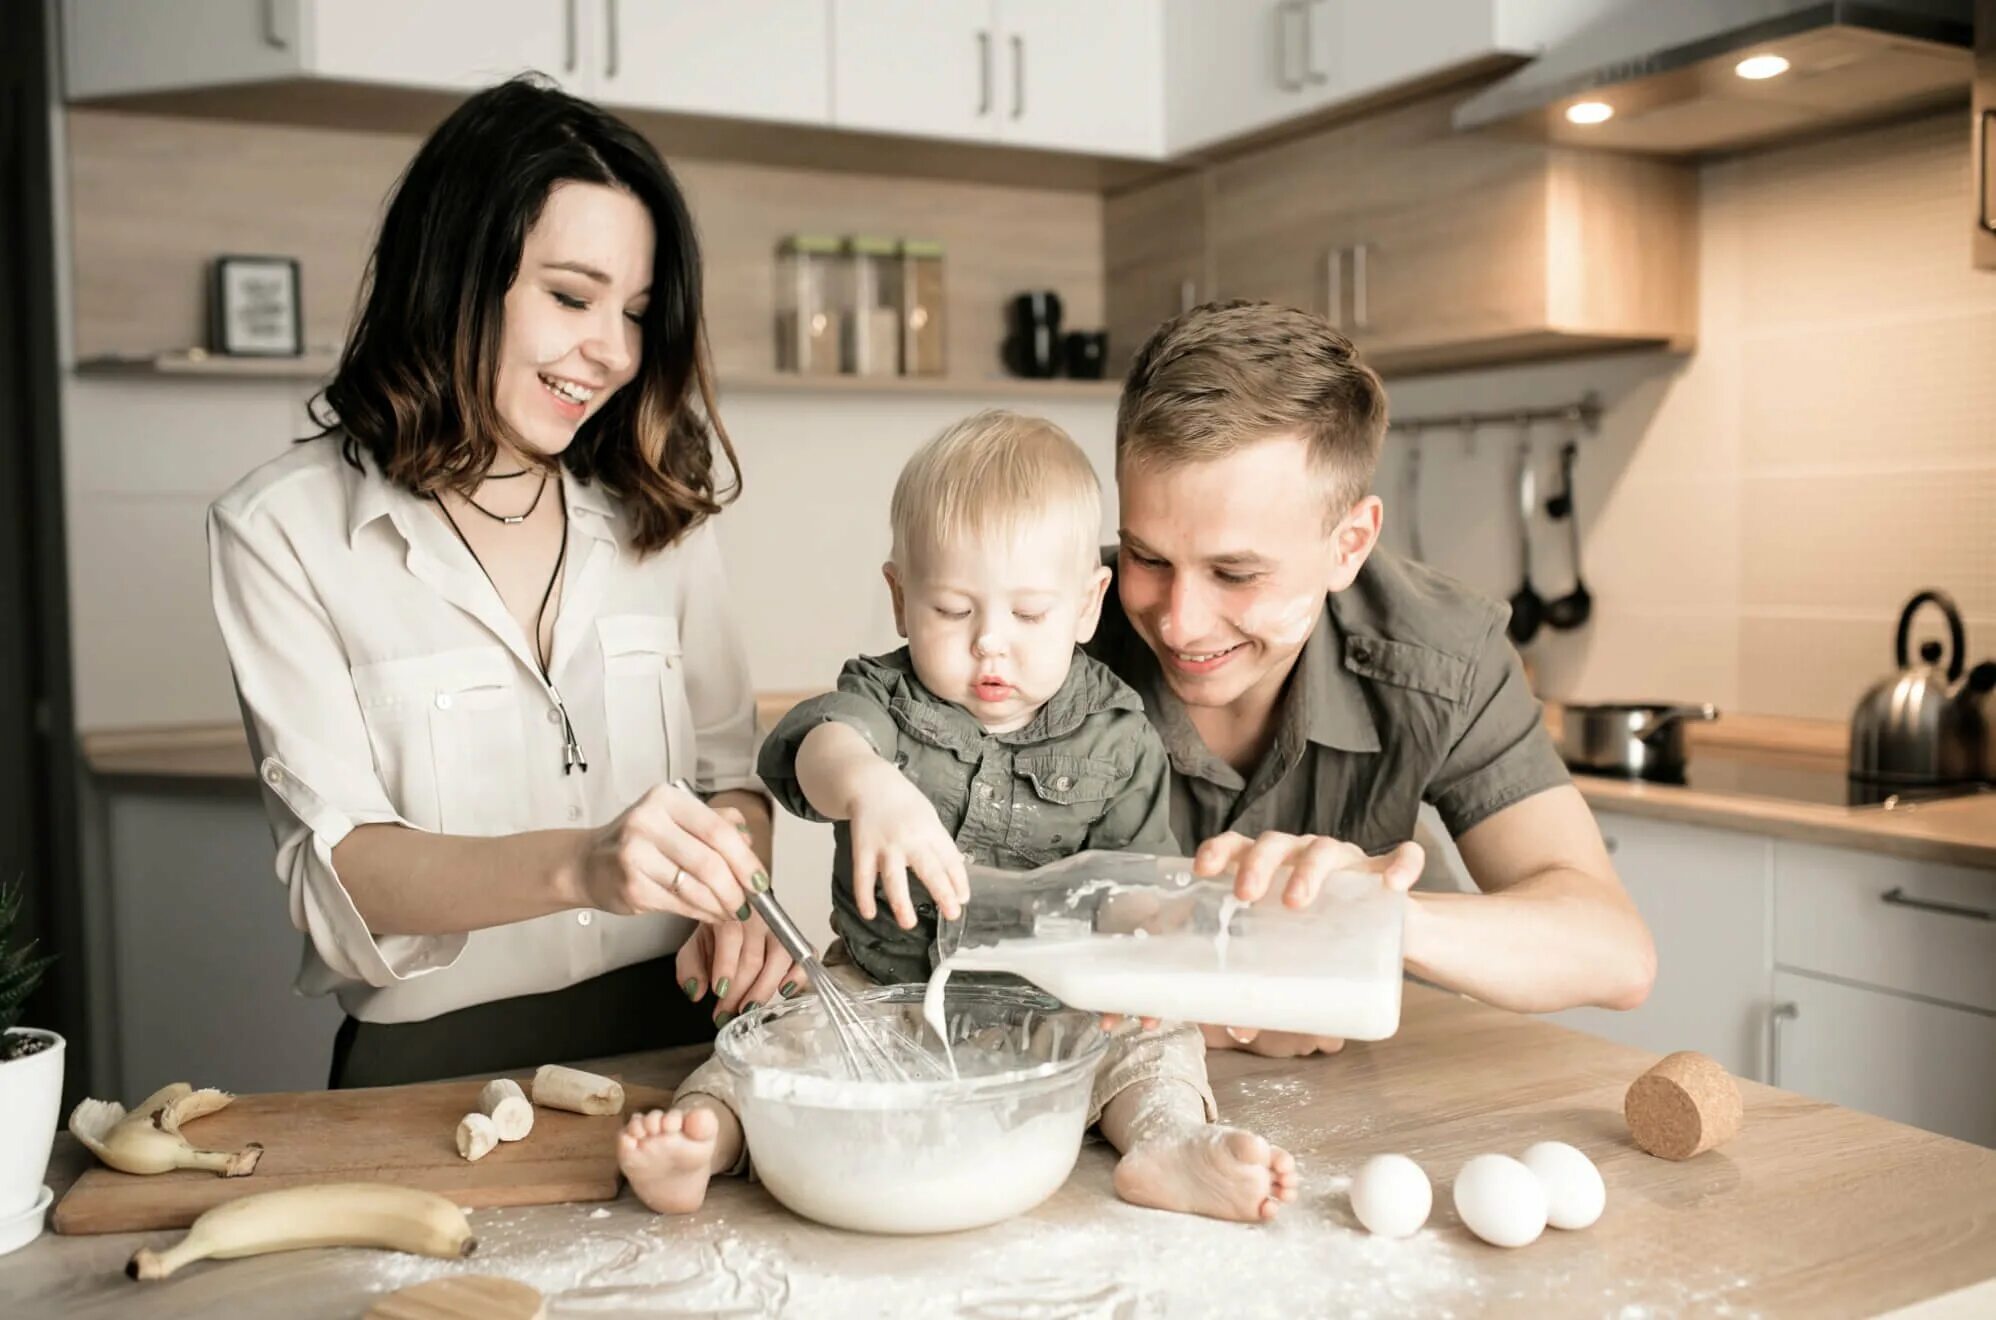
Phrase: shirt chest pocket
[
  {"left": 1007, "top": 753, "right": 1121, "bottom": 865},
  {"left": 349, "top": 646, "right": 528, "bottom": 836},
  {"left": 599, "top": 614, "right": 694, "bottom": 808}
]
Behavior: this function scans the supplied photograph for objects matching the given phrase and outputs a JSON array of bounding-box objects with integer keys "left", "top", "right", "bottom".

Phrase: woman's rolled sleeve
[{"left": 209, "top": 504, "right": 465, "bottom": 989}]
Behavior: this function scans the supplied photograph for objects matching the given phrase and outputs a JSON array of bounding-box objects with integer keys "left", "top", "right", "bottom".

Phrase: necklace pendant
[{"left": 501, "top": 514, "right": 526, "bottom": 525}]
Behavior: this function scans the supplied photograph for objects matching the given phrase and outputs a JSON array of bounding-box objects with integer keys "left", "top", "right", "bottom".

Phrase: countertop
[
  {"left": 80, "top": 698, "right": 1996, "bottom": 869},
  {"left": 5, "top": 986, "right": 1993, "bottom": 1317}
]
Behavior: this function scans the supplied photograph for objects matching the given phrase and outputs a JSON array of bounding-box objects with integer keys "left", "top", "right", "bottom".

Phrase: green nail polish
[
  {"left": 752, "top": 870, "right": 771, "bottom": 893},
  {"left": 740, "top": 1000, "right": 758, "bottom": 1015},
  {"left": 714, "top": 1011, "right": 734, "bottom": 1028},
  {"left": 736, "top": 902, "right": 752, "bottom": 920},
  {"left": 682, "top": 977, "right": 700, "bottom": 1000},
  {"left": 780, "top": 981, "right": 800, "bottom": 999},
  {"left": 715, "top": 978, "right": 730, "bottom": 998}
]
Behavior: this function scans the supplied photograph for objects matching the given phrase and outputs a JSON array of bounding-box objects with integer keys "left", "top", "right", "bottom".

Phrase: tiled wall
[{"left": 1375, "top": 108, "right": 1996, "bottom": 723}]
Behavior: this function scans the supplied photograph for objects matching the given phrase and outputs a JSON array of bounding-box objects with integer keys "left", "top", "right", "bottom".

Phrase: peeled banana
[
  {"left": 127, "top": 1182, "right": 478, "bottom": 1280},
  {"left": 531, "top": 1064, "right": 623, "bottom": 1116},
  {"left": 68, "top": 1083, "right": 263, "bottom": 1178}
]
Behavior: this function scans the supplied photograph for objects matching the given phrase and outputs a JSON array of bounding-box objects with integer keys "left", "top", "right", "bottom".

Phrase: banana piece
[
  {"left": 455, "top": 1112, "right": 498, "bottom": 1162},
  {"left": 127, "top": 1182, "right": 478, "bottom": 1280},
  {"left": 69, "top": 1086, "right": 263, "bottom": 1178},
  {"left": 476, "top": 1078, "right": 534, "bottom": 1141},
  {"left": 531, "top": 1065, "right": 623, "bottom": 1116}
]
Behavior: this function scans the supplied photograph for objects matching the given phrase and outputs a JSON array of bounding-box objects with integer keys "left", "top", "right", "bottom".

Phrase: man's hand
[
  {"left": 1201, "top": 1024, "right": 1347, "bottom": 1058},
  {"left": 1193, "top": 829, "right": 1424, "bottom": 907}
]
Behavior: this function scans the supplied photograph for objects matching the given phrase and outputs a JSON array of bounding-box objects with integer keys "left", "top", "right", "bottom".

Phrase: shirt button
[
  {"left": 566, "top": 805, "right": 582, "bottom": 821},
  {"left": 435, "top": 693, "right": 453, "bottom": 710},
  {"left": 546, "top": 708, "right": 563, "bottom": 725},
  {"left": 1054, "top": 775, "right": 1073, "bottom": 791},
  {"left": 264, "top": 765, "right": 282, "bottom": 786},
  {"left": 577, "top": 911, "right": 593, "bottom": 927}
]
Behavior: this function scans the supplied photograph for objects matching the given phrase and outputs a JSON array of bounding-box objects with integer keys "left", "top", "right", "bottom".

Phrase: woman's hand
[
  {"left": 1193, "top": 830, "right": 1424, "bottom": 908},
  {"left": 676, "top": 915, "right": 807, "bottom": 1024},
  {"left": 571, "top": 783, "right": 763, "bottom": 923},
  {"left": 844, "top": 761, "right": 969, "bottom": 929}
]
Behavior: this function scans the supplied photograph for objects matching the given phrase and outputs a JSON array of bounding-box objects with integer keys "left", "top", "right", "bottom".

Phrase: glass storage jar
[
  {"left": 899, "top": 239, "right": 947, "bottom": 376},
  {"left": 775, "top": 234, "right": 845, "bottom": 375},
  {"left": 843, "top": 235, "right": 901, "bottom": 377}
]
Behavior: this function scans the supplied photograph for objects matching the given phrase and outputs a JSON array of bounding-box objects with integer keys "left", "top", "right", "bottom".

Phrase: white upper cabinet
[
  {"left": 830, "top": 0, "right": 1164, "bottom": 157},
  {"left": 594, "top": 0, "right": 831, "bottom": 126},
  {"left": 830, "top": 1, "right": 999, "bottom": 142},
  {"left": 63, "top": 0, "right": 583, "bottom": 100},
  {"left": 1162, "top": 0, "right": 1616, "bottom": 156}
]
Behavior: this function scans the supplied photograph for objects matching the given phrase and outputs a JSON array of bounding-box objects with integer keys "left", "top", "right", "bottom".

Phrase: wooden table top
[{"left": 5, "top": 986, "right": 1993, "bottom": 1318}]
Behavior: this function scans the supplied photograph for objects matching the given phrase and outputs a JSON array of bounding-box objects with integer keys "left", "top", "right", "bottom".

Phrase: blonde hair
[
  {"left": 890, "top": 409, "right": 1103, "bottom": 574},
  {"left": 1116, "top": 300, "right": 1388, "bottom": 519}
]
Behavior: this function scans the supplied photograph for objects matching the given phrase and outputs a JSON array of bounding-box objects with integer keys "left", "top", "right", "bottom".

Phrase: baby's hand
[{"left": 846, "top": 762, "right": 969, "bottom": 929}]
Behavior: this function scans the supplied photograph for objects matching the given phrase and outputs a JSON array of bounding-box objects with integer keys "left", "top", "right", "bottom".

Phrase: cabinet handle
[
  {"left": 563, "top": 0, "right": 577, "bottom": 73},
  {"left": 605, "top": 0, "right": 619, "bottom": 79},
  {"left": 1323, "top": 246, "right": 1343, "bottom": 328},
  {"left": 259, "top": 0, "right": 290, "bottom": 49},
  {"left": 1276, "top": 1, "right": 1306, "bottom": 92},
  {"left": 1980, "top": 108, "right": 1996, "bottom": 234},
  {"left": 1302, "top": 0, "right": 1330, "bottom": 86},
  {"left": 1179, "top": 278, "right": 1198, "bottom": 314},
  {"left": 1350, "top": 241, "right": 1370, "bottom": 329},
  {"left": 1011, "top": 35, "right": 1025, "bottom": 119},
  {"left": 1880, "top": 886, "right": 1994, "bottom": 921},
  {"left": 976, "top": 31, "right": 992, "bottom": 116},
  {"left": 1768, "top": 1000, "right": 1798, "bottom": 1088}
]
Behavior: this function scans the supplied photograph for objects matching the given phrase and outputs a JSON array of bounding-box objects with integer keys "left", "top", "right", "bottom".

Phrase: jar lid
[
  {"left": 845, "top": 235, "right": 900, "bottom": 256},
  {"left": 778, "top": 234, "right": 842, "bottom": 255}
]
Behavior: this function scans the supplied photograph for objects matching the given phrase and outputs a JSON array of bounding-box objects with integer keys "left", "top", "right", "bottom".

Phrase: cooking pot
[{"left": 1557, "top": 702, "right": 1719, "bottom": 779}]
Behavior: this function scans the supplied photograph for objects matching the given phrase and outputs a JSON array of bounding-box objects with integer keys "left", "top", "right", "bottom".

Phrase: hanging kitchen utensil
[
  {"left": 1506, "top": 431, "right": 1544, "bottom": 645},
  {"left": 1403, "top": 437, "right": 1426, "bottom": 561},
  {"left": 1543, "top": 435, "right": 1593, "bottom": 630}
]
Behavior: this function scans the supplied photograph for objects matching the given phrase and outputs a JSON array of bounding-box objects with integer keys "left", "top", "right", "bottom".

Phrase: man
[{"left": 1089, "top": 301, "right": 1655, "bottom": 1056}]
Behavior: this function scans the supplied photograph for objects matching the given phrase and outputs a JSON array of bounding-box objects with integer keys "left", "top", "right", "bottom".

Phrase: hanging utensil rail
[{"left": 1387, "top": 391, "right": 1602, "bottom": 438}]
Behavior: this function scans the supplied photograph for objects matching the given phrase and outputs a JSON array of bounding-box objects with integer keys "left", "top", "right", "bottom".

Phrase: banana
[
  {"left": 127, "top": 1182, "right": 478, "bottom": 1280},
  {"left": 531, "top": 1064, "right": 624, "bottom": 1116},
  {"left": 68, "top": 1085, "right": 263, "bottom": 1178}
]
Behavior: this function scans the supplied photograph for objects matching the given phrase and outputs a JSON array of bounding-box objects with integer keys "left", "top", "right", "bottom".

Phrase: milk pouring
[{"left": 926, "top": 851, "right": 1406, "bottom": 1042}]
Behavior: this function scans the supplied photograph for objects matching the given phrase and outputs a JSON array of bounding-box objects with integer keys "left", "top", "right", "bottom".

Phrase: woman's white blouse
[{"left": 207, "top": 436, "right": 763, "bottom": 1024}]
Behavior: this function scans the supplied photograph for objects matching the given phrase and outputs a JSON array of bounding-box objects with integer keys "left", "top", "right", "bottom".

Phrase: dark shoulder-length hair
[{"left": 309, "top": 75, "right": 736, "bottom": 554}]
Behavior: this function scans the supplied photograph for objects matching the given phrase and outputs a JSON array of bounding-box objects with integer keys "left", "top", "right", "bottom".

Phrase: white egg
[
  {"left": 1451, "top": 1154, "right": 1548, "bottom": 1249},
  {"left": 1520, "top": 1141, "right": 1606, "bottom": 1230},
  {"left": 1348, "top": 1154, "right": 1432, "bottom": 1238}
]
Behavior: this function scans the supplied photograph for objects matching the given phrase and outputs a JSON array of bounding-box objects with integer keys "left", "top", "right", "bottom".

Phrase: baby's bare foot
[
  {"left": 1113, "top": 1125, "right": 1299, "bottom": 1223},
  {"left": 617, "top": 1106, "right": 719, "bottom": 1215}
]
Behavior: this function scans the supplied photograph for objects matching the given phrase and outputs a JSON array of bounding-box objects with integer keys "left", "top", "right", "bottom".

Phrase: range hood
[{"left": 1454, "top": 0, "right": 1974, "bottom": 155}]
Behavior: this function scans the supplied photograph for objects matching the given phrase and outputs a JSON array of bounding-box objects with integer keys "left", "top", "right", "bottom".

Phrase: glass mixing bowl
[{"left": 714, "top": 982, "right": 1107, "bottom": 1234}]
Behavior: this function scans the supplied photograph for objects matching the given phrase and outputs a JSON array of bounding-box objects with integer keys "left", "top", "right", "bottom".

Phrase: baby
[{"left": 618, "top": 409, "right": 1298, "bottom": 1224}]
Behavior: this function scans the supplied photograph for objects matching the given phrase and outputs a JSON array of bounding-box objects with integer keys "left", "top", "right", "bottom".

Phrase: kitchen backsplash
[{"left": 58, "top": 108, "right": 1994, "bottom": 733}]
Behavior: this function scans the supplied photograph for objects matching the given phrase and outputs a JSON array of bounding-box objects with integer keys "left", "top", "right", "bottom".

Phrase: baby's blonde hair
[{"left": 890, "top": 409, "right": 1103, "bottom": 575}]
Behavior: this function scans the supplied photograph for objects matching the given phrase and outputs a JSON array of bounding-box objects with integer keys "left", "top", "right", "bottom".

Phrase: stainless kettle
[{"left": 1849, "top": 590, "right": 1990, "bottom": 786}]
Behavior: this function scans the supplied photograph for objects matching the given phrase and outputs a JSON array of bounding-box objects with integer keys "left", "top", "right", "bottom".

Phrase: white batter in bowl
[{"left": 715, "top": 983, "right": 1107, "bottom": 1235}]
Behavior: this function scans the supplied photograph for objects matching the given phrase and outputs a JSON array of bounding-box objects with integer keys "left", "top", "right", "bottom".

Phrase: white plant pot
[{"left": 0, "top": 1030, "right": 64, "bottom": 1221}]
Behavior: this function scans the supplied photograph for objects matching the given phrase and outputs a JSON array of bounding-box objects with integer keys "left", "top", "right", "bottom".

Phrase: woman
[{"left": 208, "top": 77, "right": 795, "bottom": 1088}]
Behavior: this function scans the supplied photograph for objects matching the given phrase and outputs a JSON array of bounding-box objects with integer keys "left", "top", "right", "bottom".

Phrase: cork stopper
[{"left": 1624, "top": 1050, "right": 1742, "bottom": 1160}]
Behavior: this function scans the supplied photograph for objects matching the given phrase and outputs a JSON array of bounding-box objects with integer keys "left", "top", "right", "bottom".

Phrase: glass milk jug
[{"left": 932, "top": 850, "right": 1406, "bottom": 1040}]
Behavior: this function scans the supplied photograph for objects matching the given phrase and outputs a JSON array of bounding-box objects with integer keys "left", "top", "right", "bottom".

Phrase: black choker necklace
[{"left": 460, "top": 470, "right": 550, "bottom": 526}]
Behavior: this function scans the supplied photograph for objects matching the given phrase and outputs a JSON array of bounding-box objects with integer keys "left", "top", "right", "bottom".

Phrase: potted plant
[{"left": 0, "top": 878, "right": 60, "bottom": 1248}]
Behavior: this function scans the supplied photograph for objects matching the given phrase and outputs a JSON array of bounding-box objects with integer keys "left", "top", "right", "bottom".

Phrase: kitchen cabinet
[
  {"left": 1548, "top": 811, "right": 1774, "bottom": 1082},
  {"left": 1103, "top": 169, "right": 1209, "bottom": 375},
  {"left": 1161, "top": 0, "right": 1615, "bottom": 156},
  {"left": 829, "top": 0, "right": 1163, "bottom": 157},
  {"left": 1975, "top": 0, "right": 1996, "bottom": 268},
  {"left": 1769, "top": 970, "right": 1996, "bottom": 1149},
  {"left": 1198, "top": 86, "right": 1697, "bottom": 374},
  {"left": 594, "top": 1, "right": 830, "bottom": 126},
  {"left": 63, "top": 0, "right": 586, "bottom": 99}
]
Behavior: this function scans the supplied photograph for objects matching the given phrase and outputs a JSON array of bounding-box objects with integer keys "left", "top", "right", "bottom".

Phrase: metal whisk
[{"left": 745, "top": 885, "right": 947, "bottom": 1082}]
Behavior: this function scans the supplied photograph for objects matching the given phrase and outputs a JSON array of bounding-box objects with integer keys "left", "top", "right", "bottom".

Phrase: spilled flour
[{"left": 342, "top": 1163, "right": 1766, "bottom": 1319}]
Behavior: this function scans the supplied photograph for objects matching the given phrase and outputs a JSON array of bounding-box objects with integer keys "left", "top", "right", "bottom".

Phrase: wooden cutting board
[{"left": 52, "top": 1072, "right": 673, "bottom": 1235}]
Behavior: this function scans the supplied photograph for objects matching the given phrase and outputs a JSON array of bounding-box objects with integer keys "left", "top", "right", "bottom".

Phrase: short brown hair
[{"left": 1116, "top": 300, "right": 1387, "bottom": 518}]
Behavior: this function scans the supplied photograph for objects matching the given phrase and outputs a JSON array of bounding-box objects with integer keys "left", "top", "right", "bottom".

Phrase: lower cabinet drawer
[
  {"left": 1773, "top": 842, "right": 1996, "bottom": 1015},
  {"left": 1770, "top": 970, "right": 1996, "bottom": 1148}
]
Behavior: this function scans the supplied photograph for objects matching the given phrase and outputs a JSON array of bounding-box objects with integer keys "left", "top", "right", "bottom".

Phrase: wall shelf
[{"left": 74, "top": 353, "right": 1120, "bottom": 401}]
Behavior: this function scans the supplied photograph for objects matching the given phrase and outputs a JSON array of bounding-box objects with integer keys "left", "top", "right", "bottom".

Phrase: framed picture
[{"left": 208, "top": 255, "right": 303, "bottom": 357}]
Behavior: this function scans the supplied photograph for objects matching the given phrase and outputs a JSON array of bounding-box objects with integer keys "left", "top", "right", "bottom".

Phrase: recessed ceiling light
[
  {"left": 1735, "top": 53, "right": 1791, "bottom": 80},
  {"left": 1565, "top": 101, "right": 1614, "bottom": 126}
]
